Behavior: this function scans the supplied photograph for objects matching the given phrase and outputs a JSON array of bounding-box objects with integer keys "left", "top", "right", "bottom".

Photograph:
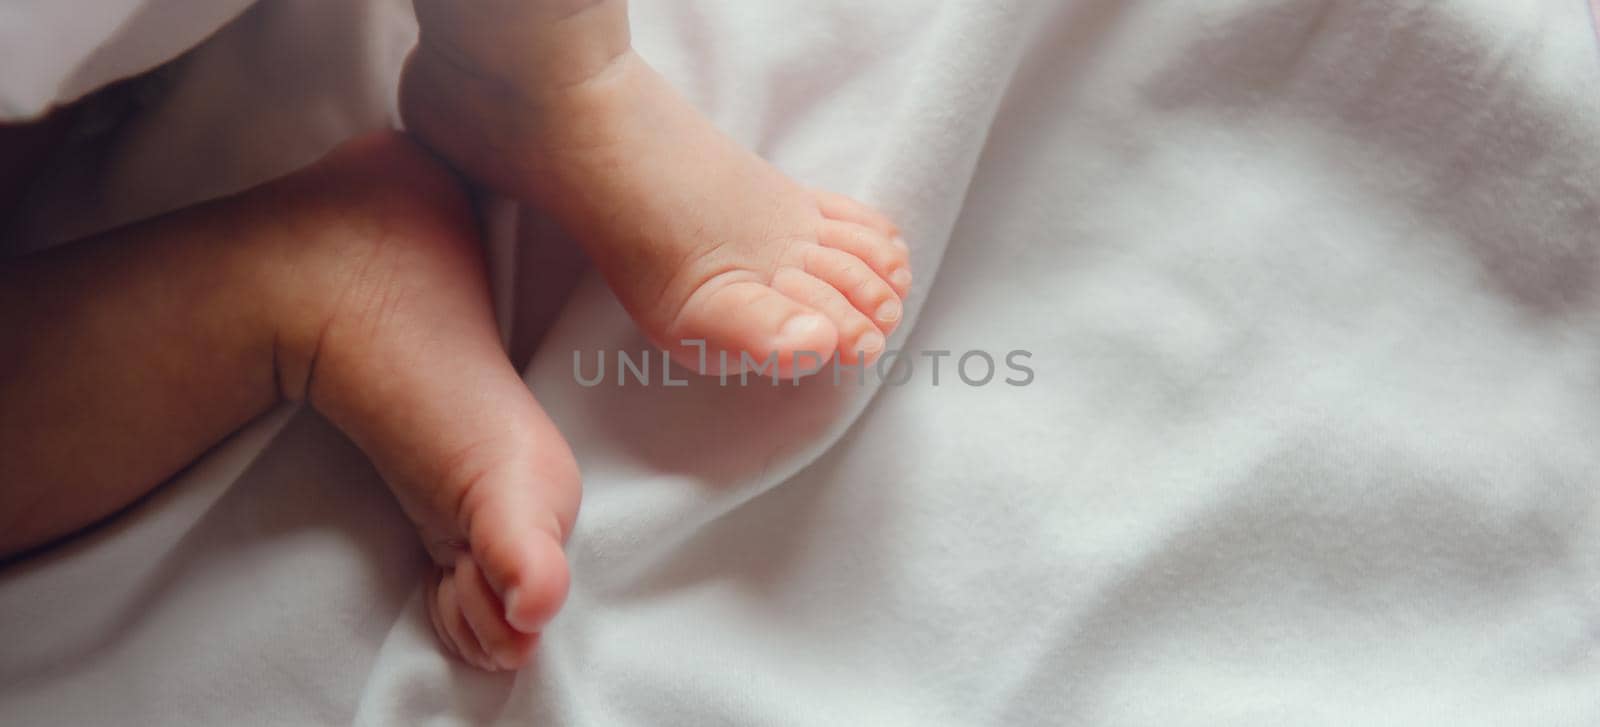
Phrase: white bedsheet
[{"left": 3, "top": 1, "right": 1598, "bottom": 725}]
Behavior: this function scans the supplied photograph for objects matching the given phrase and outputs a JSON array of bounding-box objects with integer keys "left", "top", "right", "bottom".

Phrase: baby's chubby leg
[{"left": 0, "top": 132, "right": 576, "bottom": 671}]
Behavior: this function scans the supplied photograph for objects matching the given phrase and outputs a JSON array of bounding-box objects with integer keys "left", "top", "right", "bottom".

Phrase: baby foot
[
  {"left": 402, "top": 0, "right": 911, "bottom": 376},
  {"left": 262, "top": 133, "right": 580, "bottom": 670}
]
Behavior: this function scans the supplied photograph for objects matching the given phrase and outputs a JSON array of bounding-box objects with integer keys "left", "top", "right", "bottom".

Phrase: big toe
[
  {"left": 459, "top": 460, "right": 577, "bottom": 635},
  {"left": 419, "top": 417, "right": 577, "bottom": 670},
  {"left": 665, "top": 278, "right": 840, "bottom": 378}
]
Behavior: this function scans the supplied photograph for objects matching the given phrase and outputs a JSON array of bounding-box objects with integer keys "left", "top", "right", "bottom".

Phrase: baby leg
[{"left": 0, "top": 132, "right": 576, "bottom": 670}]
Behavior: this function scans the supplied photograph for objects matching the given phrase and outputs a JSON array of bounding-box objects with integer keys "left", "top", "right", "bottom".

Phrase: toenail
[
  {"left": 857, "top": 332, "right": 886, "bottom": 355},
  {"left": 890, "top": 268, "right": 913, "bottom": 289},
  {"left": 505, "top": 588, "right": 538, "bottom": 634},
  {"left": 892, "top": 237, "right": 910, "bottom": 252},
  {"left": 780, "top": 314, "right": 829, "bottom": 341},
  {"left": 875, "top": 300, "right": 902, "bottom": 324}
]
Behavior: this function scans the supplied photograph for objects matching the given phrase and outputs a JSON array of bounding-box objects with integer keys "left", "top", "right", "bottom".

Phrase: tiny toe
[
  {"left": 670, "top": 277, "right": 840, "bottom": 375},
  {"left": 455, "top": 557, "right": 537, "bottom": 670},
  {"left": 818, "top": 220, "right": 911, "bottom": 296},
  {"left": 812, "top": 188, "right": 900, "bottom": 238},
  {"left": 435, "top": 570, "right": 493, "bottom": 669},
  {"left": 802, "top": 246, "right": 904, "bottom": 335},
  {"left": 425, "top": 575, "right": 457, "bottom": 658},
  {"left": 888, "top": 265, "right": 913, "bottom": 293},
  {"left": 772, "top": 268, "right": 886, "bottom": 366}
]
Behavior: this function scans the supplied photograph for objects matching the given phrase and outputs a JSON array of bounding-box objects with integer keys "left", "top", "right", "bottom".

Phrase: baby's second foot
[
  {"left": 261, "top": 133, "right": 580, "bottom": 670},
  {"left": 402, "top": 0, "right": 911, "bottom": 375}
]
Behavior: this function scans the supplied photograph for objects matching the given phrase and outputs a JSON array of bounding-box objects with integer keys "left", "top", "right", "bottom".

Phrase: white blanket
[{"left": 3, "top": 1, "right": 1598, "bottom": 725}]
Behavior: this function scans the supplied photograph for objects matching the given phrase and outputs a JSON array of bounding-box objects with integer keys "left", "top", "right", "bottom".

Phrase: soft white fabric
[
  {"left": 3, "top": 1, "right": 1599, "bottom": 725},
  {"left": 0, "top": 0, "right": 256, "bottom": 120}
]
